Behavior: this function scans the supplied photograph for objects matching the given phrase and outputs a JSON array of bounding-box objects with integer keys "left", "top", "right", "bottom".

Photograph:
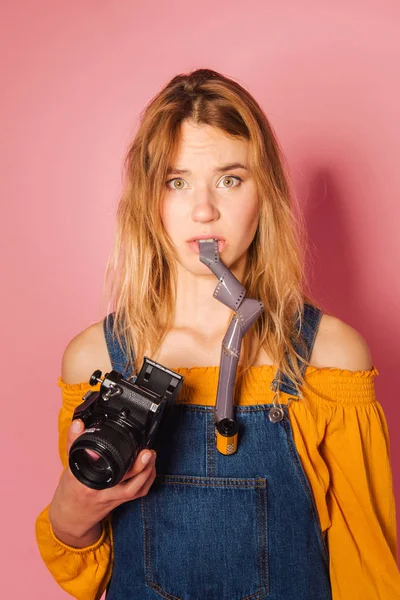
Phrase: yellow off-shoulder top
[{"left": 35, "top": 365, "right": 400, "bottom": 600}]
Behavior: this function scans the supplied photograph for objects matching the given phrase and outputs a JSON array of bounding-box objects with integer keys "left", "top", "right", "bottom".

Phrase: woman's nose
[{"left": 191, "top": 188, "right": 220, "bottom": 223}]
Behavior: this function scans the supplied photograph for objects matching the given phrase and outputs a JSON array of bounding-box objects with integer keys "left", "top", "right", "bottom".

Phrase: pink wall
[{"left": 1, "top": 1, "right": 399, "bottom": 597}]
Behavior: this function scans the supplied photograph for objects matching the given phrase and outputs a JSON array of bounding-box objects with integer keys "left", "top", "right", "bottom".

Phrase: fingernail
[
  {"left": 141, "top": 452, "right": 152, "bottom": 464},
  {"left": 71, "top": 420, "right": 82, "bottom": 433}
]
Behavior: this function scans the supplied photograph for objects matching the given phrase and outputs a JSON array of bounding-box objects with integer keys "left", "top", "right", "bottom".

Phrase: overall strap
[
  {"left": 271, "top": 303, "right": 323, "bottom": 397},
  {"left": 103, "top": 313, "right": 134, "bottom": 378}
]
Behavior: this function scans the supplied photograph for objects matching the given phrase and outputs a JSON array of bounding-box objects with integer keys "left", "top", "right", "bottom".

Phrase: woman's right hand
[{"left": 48, "top": 418, "right": 157, "bottom": 548}]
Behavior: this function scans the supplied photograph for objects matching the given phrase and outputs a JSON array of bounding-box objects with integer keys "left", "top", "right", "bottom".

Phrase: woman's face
[{"left": 160, "top": 120, "right": 259, "bottom": 276}]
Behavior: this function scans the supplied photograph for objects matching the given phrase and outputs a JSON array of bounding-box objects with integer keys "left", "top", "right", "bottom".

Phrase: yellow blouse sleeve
[
  {"left": 314, "top": 367, "right": 400, "bottom": 599},
  {"left": 35, "top": 379, "right": 113, "bottom": 600}
]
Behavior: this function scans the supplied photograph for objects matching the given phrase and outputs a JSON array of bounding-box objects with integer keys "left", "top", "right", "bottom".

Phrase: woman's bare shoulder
[
  {"left": 310, "top": 313, "right": 373, "bottom": 371},
  {"left": 61, "top": 320, "right": 112, "bottom": 384}
]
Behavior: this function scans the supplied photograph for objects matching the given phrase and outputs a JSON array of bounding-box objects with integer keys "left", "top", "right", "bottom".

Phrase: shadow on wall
[{"left": 303, "top": 169, "right": 358, "bottom": 312}]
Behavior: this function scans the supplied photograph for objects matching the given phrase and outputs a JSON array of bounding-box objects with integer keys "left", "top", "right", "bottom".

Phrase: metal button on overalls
[{"left": 268, "top": 406, "right": 285, "bottom": 423}]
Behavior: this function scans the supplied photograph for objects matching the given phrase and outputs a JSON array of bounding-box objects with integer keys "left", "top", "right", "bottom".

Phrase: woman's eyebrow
[{"left": 166, "top": 163, "right": 249, "bottom": 175}]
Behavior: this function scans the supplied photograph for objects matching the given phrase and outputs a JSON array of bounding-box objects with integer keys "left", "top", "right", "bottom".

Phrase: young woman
[{"left": 36, "top": 69, "right": 400, "bottom": 599}]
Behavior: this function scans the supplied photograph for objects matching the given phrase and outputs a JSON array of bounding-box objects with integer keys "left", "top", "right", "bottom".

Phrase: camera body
[{"left": 69, "top": 357, "right": 184, "bottom": 489}]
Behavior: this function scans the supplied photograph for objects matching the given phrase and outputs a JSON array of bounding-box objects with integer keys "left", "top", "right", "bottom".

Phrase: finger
[
  {"left": 66, "top": 419, "right": 85, "bottom": 454},
  {"left": 132, "top": 465, "right": 157, "bottom": 499},
  {"left": 120, "top": 450, "right": 156, "bottom": 482},
  {"left": 117, "top": 457, "right": 156, "bottom": 501}
]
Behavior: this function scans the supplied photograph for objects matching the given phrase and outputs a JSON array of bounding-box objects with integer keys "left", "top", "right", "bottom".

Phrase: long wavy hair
[{"left": 103, "top": 68, "right": 322, "bottom": 401}]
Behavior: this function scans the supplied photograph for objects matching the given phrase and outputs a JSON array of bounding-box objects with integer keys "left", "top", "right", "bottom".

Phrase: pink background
[{"left": 1, "top": 1, "right": 399, "bottom": 597}]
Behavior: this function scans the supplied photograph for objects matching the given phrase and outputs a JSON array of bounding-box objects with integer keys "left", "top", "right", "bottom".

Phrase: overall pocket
[{"left": 142, "top": 474, "right": 269, "bottom": 600}]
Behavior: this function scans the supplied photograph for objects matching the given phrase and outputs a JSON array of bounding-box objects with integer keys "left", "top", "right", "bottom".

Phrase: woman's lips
[{"left": 187, "top": 238, "right": 226, "bottom": 254}]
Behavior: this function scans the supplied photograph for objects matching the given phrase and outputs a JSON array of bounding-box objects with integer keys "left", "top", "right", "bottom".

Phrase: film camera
[{"left": 68, "top": 358, "right": 184, "bottom": 489}]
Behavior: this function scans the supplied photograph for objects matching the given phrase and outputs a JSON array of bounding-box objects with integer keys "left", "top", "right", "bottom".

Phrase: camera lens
[{"left": 69, "top": 420, "right": 138, "bottom": 489}]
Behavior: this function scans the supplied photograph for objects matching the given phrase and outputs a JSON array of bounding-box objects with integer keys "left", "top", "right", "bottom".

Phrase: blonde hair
[{"left": 104, "top": 68, "right": 322, "bottom": 400}]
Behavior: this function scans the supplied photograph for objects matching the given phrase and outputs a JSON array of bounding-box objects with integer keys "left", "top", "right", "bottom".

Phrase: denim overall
[{"left": 103, "top": 304, "right": 332, "bottom": 600}]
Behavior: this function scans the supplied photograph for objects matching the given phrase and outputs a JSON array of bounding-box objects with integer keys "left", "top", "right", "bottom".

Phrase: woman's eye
[
  {"left": 166, "top": 178, "right": 187, "bottom": 190},
  {"left": 165, "top": 175, "right": 242, "bottom": 190},
  {"left": 218, "top": 176, "right": 242, "bottom": 188}
]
